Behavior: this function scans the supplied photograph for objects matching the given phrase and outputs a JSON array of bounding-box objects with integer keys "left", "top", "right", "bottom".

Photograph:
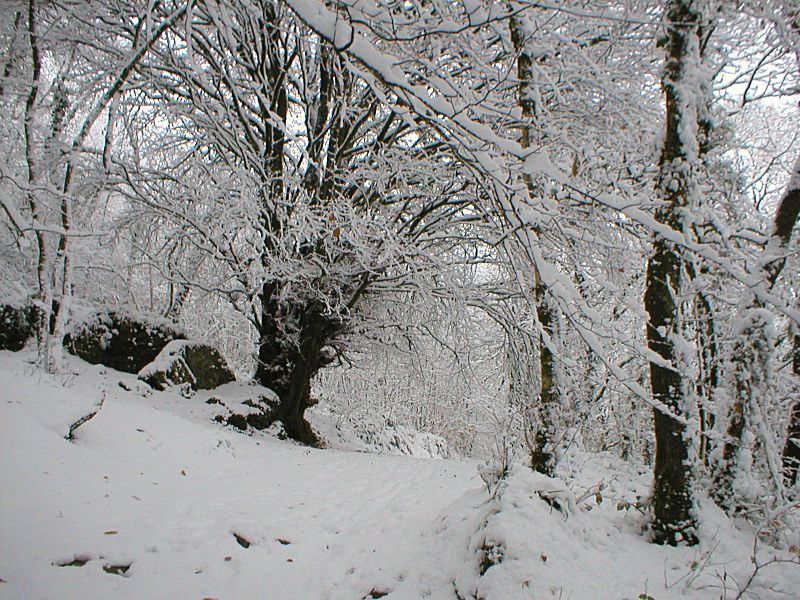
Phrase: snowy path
[
  {"left": 0, "top": 356, "right": 482, "bottom": 600},
  {"left": 4, "top": 354, "right": 800, "bottom": 600}
]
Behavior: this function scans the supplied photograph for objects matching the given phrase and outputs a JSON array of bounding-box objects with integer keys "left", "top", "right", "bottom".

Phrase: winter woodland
[{"left": 1, "top": 0, "right": 799, "bottom": 598}]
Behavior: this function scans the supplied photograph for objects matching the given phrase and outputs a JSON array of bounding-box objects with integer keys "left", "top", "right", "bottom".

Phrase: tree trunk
[
  {"left": 646, "top": 239, "right": 698, "bottom": 545},
  {"left": 646, "top": 0, "right": 704, "bottom": 546},
  {"left": 711, "top": 310, "right": 775, "bottom": 510},
  {"left": 783, "top": 350, "right": 800, "bottom": 485},
  {"left": 695, "top": 290, "right": 718, "bottom": 466},
  {"left": 50, "top": 82, "right": 73, "bottom": 372},
  {"left": 23, "top": 0, "right": 54, "bottom": 371},
  {"left": 255, "top": 282, "right": 339, "bottom": 445},
  {"left": 530, "top": 274, "right": 559, "bottom": 476},
  {"left": 714, "top": 155, "right": 798, "bottom": 496},
  {"left": 250, "top": 0, "right": 328, "bottom": 445},
  {"left": 773, "top": 9, "right": 799, "bottom": 488},
  {"left": 778, "top": 159, "right": 800, "bottom": 485},
  {"left": 510, "top": 14, "right": 561, "bottom": 476}
]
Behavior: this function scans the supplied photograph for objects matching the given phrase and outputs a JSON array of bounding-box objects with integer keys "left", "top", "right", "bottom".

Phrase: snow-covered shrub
[
  {"left": 353, "top": 421, "right": 451, "bottom": 459},
  {"left": 0, "top": 303, "right": 35, "bottom": 351},
  {"left": 311, "top": 408, "right": 452, "bottom": 459}
]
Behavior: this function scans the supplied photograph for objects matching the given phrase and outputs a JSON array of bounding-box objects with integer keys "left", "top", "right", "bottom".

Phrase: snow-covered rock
[
  {"left": 64, "top": 310, "right": 185, "bottom": 373},
  {"left": 203, "top": 383, "right": 282, "bottom": 432},
  {"left": 138, "top": 340, "right": 235, "bottom": 391}
]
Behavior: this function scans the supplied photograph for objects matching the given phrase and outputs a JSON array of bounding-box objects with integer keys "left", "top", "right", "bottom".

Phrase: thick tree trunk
[
  {"left": 255, "top": 283, "right": 339, "bottom": 445},
  {"left": 251, "top": 0, "right": 326, "bottom": 444},
  {"left": 646, "top": 240, "right": 698, "bottom": 545},
  {"left": 646, "top": 0, "right": 703, "bottom": 546}
]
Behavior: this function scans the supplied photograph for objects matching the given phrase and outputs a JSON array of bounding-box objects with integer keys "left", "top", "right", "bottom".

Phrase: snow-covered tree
[
  {"left": 112, "top": 0, "right": 499, "bottom": 442},
  {"left": 0, "top": 0, "right": 186, "bottom": 370}
]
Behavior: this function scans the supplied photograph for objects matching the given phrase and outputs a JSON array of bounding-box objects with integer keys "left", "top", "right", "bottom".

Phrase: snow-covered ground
[{"left": 1, "top": 350, "right": 798, "bottom": 599}]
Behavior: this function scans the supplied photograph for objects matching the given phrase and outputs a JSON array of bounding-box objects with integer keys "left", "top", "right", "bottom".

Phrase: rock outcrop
[
  {"left": 138, "top": 340, "right": 235, "bottom": 391},
  {"left": 65, "top": 311, "right": 184, "bottom": 373}
]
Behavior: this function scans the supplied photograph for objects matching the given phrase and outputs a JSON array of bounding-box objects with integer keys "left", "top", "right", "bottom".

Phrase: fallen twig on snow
[{"left": 65, "top": 390, "right": 106, "bottom": 441}]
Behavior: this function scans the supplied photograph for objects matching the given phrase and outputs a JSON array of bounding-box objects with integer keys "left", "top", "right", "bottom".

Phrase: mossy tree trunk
[
  {"left": 255, "top": 286, "right": 339, "bottom": 445},
  {"left": 646, "top": 238, "right": 698, "bottom": 545}
]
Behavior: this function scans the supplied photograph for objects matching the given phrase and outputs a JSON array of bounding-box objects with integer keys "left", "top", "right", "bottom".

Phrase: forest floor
[{"left": 1, "top": 350, "right": 798, "bottom": 599}]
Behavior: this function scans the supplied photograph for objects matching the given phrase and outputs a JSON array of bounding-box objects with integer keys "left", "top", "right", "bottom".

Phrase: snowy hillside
[{"left": 1, "top": 351, "right": 797, "bottom": 599}]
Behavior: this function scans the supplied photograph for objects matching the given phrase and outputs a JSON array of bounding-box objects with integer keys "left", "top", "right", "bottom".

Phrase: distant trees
[{"left": 0, "top": 0, "right": 187, "bottom": 370}]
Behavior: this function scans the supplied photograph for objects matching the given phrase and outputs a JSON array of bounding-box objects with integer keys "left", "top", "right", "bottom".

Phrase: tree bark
[
  {"left": 510, "top": 14, "right": 561, "bottom": 476},
  {"left": 646, "top": 0, "right": 703, "bottom": 546},
  {"left": 255, "top": 285, "right": 339, "bottom": 445},
  {"left": 778, "top": 158, "right": 800, "bottom": 485},
  {"left": 646, "top": 240, "right": 698, "bottom": 545}
]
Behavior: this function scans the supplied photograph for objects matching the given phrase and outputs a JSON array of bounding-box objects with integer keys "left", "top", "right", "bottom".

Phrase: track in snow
[{"left": 0, "top": 357, "right": 483, "bottom": 600}]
